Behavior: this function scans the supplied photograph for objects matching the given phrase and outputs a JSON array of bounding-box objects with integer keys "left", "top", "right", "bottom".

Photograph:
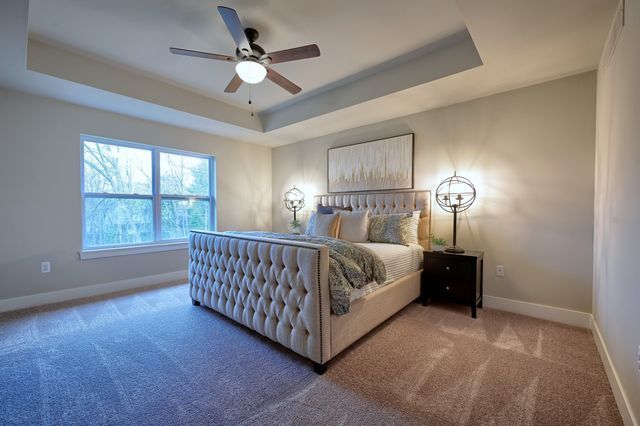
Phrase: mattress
[{"left": 350, "top": 243, "right": 424, "bottom": 301}]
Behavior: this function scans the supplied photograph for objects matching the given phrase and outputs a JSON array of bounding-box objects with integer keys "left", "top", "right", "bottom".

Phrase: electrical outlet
[
  {"left": 41, "top": 261, "right": 50, "bottom": 274},
  {"left": 496, "top": 265, "right": 505, "bottom": 277}
]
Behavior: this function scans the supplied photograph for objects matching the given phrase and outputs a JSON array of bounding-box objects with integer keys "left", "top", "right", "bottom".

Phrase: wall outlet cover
[
  {"left": 496, "top": 265, "right": 505, "bottom": 277},
  {"left": 41, "top": 261, "right": 51, "bottom": 274}
]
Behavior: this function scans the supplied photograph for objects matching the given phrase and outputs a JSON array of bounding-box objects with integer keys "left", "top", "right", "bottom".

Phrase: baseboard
[
  {"left": 483, "top": 295, "right": 592, "bottom": 329},
  {"left": 0, "top": 270, "right": 188, "bottom": 314},
  {"left": 591, "top": 318, "right": 637, "bottom": 426}
]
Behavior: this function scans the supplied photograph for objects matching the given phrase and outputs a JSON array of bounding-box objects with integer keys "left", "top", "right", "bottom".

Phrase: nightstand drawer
[
  {"left": 425, "top": 256, "right": 472, "bottom": 282},
  {"left": 434, "top": 281, "right": 466, "bottom": 300}
]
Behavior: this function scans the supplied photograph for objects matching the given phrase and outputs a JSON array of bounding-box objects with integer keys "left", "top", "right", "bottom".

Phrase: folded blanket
[{"left": 227, "top": 232, "right": 386, "bottom": 315}]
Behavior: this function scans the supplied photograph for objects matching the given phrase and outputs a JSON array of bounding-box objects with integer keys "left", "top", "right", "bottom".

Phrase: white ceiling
[
  {"left": 266, "top": 0, "right": 617, "bottom": 141},
  {"left": 28, "top": 0, "right": 467, "bottom": 112},
  {"left": 0, "top": 0, "right": 616, "bottom": 146}
]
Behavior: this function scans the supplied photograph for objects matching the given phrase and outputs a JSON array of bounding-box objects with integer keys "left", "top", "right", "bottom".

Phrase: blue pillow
[
  {"left": 316, "top": 204, "right": 353, "bottom": 214},
  {"left": 317, "top": 204, "right": 333, "bottom": 214}
]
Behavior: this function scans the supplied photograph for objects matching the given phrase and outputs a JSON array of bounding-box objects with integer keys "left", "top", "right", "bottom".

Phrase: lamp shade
[
  {"left": 235, "top": 61, "right": 267, "bottom": 84},
  {"left": 284, "top": 186, "right": 305, "bottom": 213},
  {"left": 435, "top": 173, "right": 476, "bottom": 213},
  {"left": 435, "top": 172, "right": 476, "bottom": 253}
]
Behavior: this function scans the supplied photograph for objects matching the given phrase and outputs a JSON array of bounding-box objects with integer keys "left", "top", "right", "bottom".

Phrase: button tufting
[{"left": 188, "top": 231, "right": 349, "bottom": 360}]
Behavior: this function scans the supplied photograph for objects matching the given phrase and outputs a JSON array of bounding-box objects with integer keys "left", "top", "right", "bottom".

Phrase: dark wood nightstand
[{"left": 421, "top": 250, "right": 484, "bottom": 318}]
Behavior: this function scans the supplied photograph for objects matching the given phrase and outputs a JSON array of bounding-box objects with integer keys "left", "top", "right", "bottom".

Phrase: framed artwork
[{"left": 327, "top": 133, "right": 414, "bottom": 193}]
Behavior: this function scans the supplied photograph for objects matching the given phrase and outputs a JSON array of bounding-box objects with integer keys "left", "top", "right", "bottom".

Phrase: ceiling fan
[{"left": 169, "top": 6, "right": 320, "bottom": 95}]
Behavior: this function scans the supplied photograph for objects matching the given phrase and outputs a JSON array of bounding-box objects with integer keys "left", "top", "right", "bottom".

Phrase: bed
[{"left": 189, "top": 190, "right": 431, "bottom": 374}]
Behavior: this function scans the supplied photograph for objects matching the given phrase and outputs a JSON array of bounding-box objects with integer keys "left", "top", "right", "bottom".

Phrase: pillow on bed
[
  {"left": 406, "top": 211, "right": 421, "bottom": 245},
  {"left": 306, "top": 212, "right": 340, "bottom": 238},
  {"left": 368, "top": 213, "right": 414, "bottom": 245},
  {"left": 337, "top": 210, "right": 369, "bottom": 242},
  {"left": 317, "top": 204, "right": 353, "bottom": 214}
]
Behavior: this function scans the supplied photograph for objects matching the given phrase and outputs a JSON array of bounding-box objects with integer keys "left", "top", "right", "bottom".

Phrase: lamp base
[{"left": 445, "top": 246, "right": 465, "bottom": 253}]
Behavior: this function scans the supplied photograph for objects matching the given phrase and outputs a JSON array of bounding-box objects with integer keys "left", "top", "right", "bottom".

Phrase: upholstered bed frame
[{"left": 189, "top": 190, "right": 431, "bottom": 373}]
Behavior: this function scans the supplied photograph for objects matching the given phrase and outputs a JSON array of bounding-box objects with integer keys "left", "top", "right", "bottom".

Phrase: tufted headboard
[{"left": 314, "top": 190, "right": 431, "bottom": 251}]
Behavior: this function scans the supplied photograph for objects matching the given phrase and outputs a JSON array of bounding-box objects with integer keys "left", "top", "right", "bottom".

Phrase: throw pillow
[
  {"left": 306, "top": 212, "right": 340, "bottom": 238},
  {"left": 337, "top": 210, "right": 370, "bottom": 242},
  {"left": 368, "top": 213, "right": 414, "bottom": 245},
  {"left": 316, "top": 205, "right": 333, "bottom": 214},
  {"left": 316, "top": 204, "right": 353, "bottom": 214},
  {"left": 406, "top": 211, "right": 421, "bottom": 245}
]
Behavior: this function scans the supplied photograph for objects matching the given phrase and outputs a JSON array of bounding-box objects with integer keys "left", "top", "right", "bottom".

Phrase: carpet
[{"left": 0, "top": 284, "right": 621, "bottom": 425}]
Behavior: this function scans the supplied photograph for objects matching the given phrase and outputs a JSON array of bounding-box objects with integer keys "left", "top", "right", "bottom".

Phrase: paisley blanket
[{"left": 227, "top": 232, "right": 386, "bottom": 315}]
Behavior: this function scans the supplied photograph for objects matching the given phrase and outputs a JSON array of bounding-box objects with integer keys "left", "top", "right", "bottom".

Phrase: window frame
[{"left": 80, "top": 134, "right": 216, "bottom": 251}]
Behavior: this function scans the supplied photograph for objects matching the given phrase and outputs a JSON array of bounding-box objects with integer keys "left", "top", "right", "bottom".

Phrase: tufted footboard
[{"left": 189, "top": 231, "right": 331, "bottom": 366}]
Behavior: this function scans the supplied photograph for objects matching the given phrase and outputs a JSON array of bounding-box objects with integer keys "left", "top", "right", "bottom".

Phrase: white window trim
[
  {"left": 79, "top": 241, "right": 189, "bottom": 260},
  {"left": 80, "top": 134, "right": 216, "bottom": 256}
]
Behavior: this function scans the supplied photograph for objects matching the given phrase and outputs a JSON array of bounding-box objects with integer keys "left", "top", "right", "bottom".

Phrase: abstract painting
[{"left": 327, "top": 134, "right": 414, "bottom": 193}]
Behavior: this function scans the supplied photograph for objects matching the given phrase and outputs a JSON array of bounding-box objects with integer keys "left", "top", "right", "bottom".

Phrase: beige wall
[
  {"left": 594, "top": 0, "right": 640, "bottom": 420},
  {"left": 0, "top": 88, "right": 271, "bottom": 301},
  {"left": 273, "top": 72, "right": 596, "bottom": 313}
]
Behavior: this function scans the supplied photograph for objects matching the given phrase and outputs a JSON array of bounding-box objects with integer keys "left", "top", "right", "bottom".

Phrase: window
[{"left": 81, "top": 135, "right": 215, "bottom": 249}]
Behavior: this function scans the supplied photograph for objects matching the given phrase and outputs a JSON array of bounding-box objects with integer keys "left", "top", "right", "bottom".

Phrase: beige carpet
[{"left": 0, "top": 283, "right": 621, "bottom": 425}]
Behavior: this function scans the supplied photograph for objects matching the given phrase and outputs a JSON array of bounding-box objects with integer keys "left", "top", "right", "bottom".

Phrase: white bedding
[{"left": 350, "top": 243, "right": 424, "bottom": 301}]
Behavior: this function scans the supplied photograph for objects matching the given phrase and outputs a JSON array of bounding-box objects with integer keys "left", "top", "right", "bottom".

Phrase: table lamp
[{"left": 435, "top": 172, "right": 476, "bottom": 253}]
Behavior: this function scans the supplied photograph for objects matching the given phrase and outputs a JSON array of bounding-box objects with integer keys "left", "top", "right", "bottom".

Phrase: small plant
[
  {"left": 290, "top": 219, "right": 302, "bottom": 234},
  {"left": 430, "top": 234, "right": 447, "bottom": 246}
]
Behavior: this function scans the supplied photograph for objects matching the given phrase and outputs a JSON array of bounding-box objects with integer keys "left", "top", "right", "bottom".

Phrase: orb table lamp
[
  {"left": 435, "top": 172, "right": 476, "bottom": 253},
  {"left": 284, "top": 185, "right": 305, "bottom": 223}
]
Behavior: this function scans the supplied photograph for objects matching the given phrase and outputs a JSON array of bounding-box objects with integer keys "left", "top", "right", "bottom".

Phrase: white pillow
[
  {"left": 337, "top": 210, "right": 369, "bottom": 242},
  {"left": 406, "top": 211, "right": 420, "bottom": 245},
  {"left": 306, "top": 212, "right": 340, "bottom": 238}
]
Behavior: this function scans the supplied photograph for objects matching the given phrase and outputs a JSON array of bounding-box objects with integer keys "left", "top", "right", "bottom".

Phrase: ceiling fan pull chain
[{"left": 249, "top": 85, "right": 254, "bottom": 117}]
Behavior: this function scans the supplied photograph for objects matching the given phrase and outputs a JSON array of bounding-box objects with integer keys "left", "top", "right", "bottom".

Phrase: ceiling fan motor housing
[
  {"left": 236, "top": 45, "right": 266, "bottom": 60},
  {"left": 244, "top": 27, "right": 259, "bottom": 43},
  {"left": 234, "top": 28, "right": 266, "bottom": 60}
]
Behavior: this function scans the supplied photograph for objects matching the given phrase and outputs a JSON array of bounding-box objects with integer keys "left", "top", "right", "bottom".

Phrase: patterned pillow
[
  {"left": 306, "top": 212, "right": 340, "bottom": 238},
  {"left": 368, "top": 213, "right": 414, "bottom": 245}
]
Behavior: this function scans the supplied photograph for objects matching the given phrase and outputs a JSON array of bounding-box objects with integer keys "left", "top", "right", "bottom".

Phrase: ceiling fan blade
[
  {"left": 266, "top": 44, "right": 320, "bottom": 64},
  {"left": 169, "top": 47, "right": 236, "bottom": 62},
  {"left": 224, "top": 73, "right": 243, "bottom": 93},
  {"left": 217, "top": 6, "right": 252, "bottom": 56},
  {"left": 266, "top": 68, "right": 302, "bottom": 94}
]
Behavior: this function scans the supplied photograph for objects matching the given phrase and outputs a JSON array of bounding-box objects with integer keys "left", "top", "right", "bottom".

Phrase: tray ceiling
[
  {"left": 28, "top": 0, "right": 467, "bottom": 112},
  {"left": 0, "top": 0, "right": 616, "bottom": 146}
]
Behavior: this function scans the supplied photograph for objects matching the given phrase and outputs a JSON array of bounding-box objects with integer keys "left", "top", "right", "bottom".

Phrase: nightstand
[{"left": 421, "top": 250, "right": 484, "bottom": 318}]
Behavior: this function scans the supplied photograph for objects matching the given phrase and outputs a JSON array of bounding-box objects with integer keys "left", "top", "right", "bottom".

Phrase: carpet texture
[{"left": 0, "top": 284, "right": 621, "bottom": 425}]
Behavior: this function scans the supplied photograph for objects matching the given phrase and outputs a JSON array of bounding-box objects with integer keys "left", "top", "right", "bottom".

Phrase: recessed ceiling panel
[{"left": 28, "top": 0, "right": 467, "bottom": 112}]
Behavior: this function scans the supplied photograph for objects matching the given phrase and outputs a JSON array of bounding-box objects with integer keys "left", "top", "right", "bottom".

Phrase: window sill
[{"left": 79, "top": 241, "right": 188, "bottom": 260}]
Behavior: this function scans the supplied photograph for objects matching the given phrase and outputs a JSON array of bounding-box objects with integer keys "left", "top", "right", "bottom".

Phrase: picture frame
[{"left": 327, "top": 133, "right": 414, "bottom": 193}]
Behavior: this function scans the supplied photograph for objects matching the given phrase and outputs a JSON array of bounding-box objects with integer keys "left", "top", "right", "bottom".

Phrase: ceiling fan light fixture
[{"left": 235, "top": 61, "right": 266, "bottom": 84}]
